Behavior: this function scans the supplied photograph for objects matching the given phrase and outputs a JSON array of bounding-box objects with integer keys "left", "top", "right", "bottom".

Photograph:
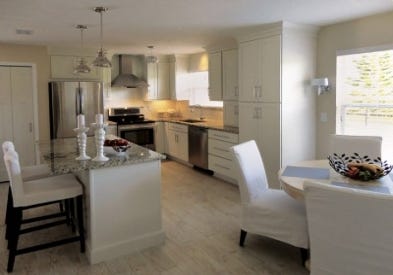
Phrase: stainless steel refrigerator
[{"left": 49, "top": 81, "right": 103, "bottom": 139}]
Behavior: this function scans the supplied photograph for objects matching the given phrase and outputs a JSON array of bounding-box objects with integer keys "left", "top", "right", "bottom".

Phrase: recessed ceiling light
[{"left": 16, "top": 29, "right": 33, "bottom": 35}]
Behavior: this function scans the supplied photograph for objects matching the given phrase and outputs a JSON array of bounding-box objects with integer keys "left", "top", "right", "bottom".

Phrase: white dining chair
[
  {"left": 3, "top": 149, "right": 85, "bottom": 273},
  {"left": 230, "top": 140, "right": 309, "bottom": 264},
  {"left": 328, "top": 134, "right": 382, "bottom": 158},
  {"left": 304, "top": 181, "right": 393, "bottom": 275}
]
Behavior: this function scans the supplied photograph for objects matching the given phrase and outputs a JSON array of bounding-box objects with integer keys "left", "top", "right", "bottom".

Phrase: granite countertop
[
  {"left": 156, "top": 119, "right": 239, "bottom": 134},
  {"left": 37, "top": 135, "right": 165, "bottom": 175}
]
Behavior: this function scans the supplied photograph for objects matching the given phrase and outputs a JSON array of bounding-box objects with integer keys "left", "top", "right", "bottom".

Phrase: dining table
[
  {"left": 279, "top": 159, "right": 393, "bottom": 271},
  {"left": 278, "top": 159, "right": 393, "bottom": 201}
]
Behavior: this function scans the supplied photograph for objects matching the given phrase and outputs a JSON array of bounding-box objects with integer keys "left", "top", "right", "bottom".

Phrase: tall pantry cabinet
[
  {"left": 0, "top": 66, "right": 36, "bottom": 181},
  {"left": 238, "top": 22, "right": 317, "bottom": 188}
]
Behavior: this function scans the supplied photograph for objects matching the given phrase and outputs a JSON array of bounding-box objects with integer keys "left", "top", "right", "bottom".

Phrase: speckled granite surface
[
  {"left": 156, "top": 119, "right": 239, "bottom": 134},
  {"left": 37, "top": 136, "right": 165, "bottom": 175}
]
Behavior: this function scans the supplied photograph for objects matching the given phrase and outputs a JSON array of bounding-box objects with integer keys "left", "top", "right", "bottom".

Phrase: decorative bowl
[
  {"left": 328, "top": 153, "right": 392, "bottom": 181},
  {"left": 103, "top": 139, "right": 131, "bottom": 155}
]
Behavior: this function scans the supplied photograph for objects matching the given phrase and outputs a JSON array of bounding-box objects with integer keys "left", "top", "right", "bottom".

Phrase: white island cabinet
[{"left": 37, "top": 136, "right": 165, "bottom": 264}]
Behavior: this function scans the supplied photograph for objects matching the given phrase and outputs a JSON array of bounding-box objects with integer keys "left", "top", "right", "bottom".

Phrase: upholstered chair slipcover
[
  {"left": 230, "top": 140, "right": 309, "bottom": 249},
  {"left": 304, "top": 181, "right": 393, "bottom": 275},
  {"left": 2, "top": 141, "right": 50, "bottom": 180},
  {"left": 328, "top": 134, "right": 382, "bottom": 158}
]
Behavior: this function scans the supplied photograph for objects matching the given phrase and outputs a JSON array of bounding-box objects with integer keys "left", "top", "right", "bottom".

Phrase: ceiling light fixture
[
  {"left": 146, "top": 45, "right": 158, "bottom": 63},
  {"left": 74, "top": 25, "right": 91, "bottom": 74},
  {"left": 92, "top": 7, "right": 112, "bottom": 68}
]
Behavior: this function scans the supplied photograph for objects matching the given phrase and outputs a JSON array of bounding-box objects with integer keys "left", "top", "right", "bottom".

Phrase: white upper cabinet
[
  {"left": 50, "top": 55, "right": 100, "bottom": 80},
  {"left": 239, "top": 35, "right": 281, "bottom": 103},
  {"left": 147, "top": 60, "right": 171, "bottom": 100},
  {"left": 169, "top": 55, "right": 190, "bottom": 101},
  {"left": 208, "top": 51, "right": 223, "bottom": 101},
  {"left": 222, "top": 49, "right": 239, "bottom": 101}
]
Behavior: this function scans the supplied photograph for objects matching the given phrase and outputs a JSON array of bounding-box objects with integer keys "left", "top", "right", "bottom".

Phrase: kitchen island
[{"left": 37, "top": 136, "right": 166, "bottom": 264}]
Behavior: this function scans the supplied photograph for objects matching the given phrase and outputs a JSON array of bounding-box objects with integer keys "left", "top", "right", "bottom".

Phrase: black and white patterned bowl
[{"left": 328, "top": 153, "right": 392, "bottom": 181}]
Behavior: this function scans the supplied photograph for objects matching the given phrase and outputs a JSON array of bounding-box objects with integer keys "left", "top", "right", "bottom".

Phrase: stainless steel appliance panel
[
  {"left": 49, "top": 81, "right": 103, "bottom": 139},
  {"left": 188, "top": 126, "right": 208, "bottom": 169}
]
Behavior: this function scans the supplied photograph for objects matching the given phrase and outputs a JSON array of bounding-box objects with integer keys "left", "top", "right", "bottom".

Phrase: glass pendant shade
[
  {"left": 74, "top": 57, "right": 91, "bottom": 73},
  {"left": 74, "top": 25, "right": 91, "bottom": 74},
  {"left": 92, "top": 49, "right": 112, "bottom": 67},
  {"left": 93, "top": 7, "right": 111, "bottom": 68},
  {"left": 146, "top": 45, "right": 158, "bottom": 63}
]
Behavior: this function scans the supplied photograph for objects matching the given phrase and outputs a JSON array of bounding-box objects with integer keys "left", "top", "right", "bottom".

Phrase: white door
[{"left": 0, "top": 66, "right": 35, "bottom": 181}]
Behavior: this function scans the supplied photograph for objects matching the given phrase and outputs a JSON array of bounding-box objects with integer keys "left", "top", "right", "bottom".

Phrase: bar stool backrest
[{"left": 3, "top": 150, "right": 25, "bottom": 207}]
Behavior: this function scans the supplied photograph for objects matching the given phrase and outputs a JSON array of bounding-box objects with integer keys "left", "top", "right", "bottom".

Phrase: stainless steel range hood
[{"left": 111, "top": 55, "right": 148, "bottom": 88}]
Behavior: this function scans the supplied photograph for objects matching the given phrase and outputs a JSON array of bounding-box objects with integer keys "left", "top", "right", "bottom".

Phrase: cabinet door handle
[
  {"left": 255, "top": 86, "right": 262, "bottom": 98},
  {"left": 234, "top": 86, "right": 239, "bottom": 97},
  {"left": 29, "top": 122, "right": 33, "bottom": 133}
]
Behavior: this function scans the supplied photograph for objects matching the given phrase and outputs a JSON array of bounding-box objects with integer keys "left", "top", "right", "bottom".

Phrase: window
[
  {"left": 336, "top": 47, "right": 393, "bottom": 160},
  {"left": 187, "top": 71, "right": 223, "bottom": 107}
]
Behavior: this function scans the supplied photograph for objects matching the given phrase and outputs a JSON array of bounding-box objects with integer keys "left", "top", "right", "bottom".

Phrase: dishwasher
[{"left": 188, "top": 126, "right": 209, "bottom": 170}]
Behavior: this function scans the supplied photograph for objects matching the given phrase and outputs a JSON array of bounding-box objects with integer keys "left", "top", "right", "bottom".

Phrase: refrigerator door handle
[{"left": 76, "top": 86, "right": 83, "bottom": 115}]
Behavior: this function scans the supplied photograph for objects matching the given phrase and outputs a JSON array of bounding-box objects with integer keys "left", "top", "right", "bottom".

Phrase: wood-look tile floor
[{"left": 0, "top": 160, "right": 308, "bottom": 274}]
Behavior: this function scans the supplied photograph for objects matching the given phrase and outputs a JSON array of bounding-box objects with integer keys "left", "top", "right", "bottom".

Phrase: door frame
[{"left": 0, "top": 62, "right": 39, "bottom": 163}]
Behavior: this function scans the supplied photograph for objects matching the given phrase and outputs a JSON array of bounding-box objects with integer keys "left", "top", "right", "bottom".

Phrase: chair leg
[
  {"left": 239, "top": 229, "right": 247, "bottom": 247},
  {"left": 7, "top": 207, "right": 22, "bottom": 273},
  {"left": 69, "top": 198, "right": 76, "bottom": 233},
  {"left": 76, "top": 196, "right": 85, "bottom": 253},
  {"left": 300, "top": 248, "right": 309, "bottom": 267},
  {"left": 5, "top": 187, "right": 12, "bottom": 240}
]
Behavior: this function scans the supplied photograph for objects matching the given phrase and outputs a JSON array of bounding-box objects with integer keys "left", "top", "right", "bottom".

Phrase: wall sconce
[{"left": 311, "top": 77, "right": 330, "bottom": 95}]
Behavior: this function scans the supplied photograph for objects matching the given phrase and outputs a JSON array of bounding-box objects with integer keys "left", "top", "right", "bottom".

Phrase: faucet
[{"left": 194, "top": 104, "right": 205, "bottom": 121}]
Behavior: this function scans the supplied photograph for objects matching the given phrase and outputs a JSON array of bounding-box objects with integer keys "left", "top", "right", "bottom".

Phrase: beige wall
[
  {"left": 316, "top": 11, "right": 393, "bottom": 158},
  {"left": 0, "top": 44, "right": 51, "bottom": 140}
]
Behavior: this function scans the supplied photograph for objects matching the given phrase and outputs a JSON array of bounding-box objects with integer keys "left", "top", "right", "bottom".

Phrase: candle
[
  {"left": 77, "top": 114, "right": 85, "bottom": 128},
  {"left": 95, "top": 114, "right": 103, "bottom": 124}
]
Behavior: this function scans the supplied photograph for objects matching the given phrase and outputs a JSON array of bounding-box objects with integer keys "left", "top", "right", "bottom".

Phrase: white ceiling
[{"left": 1, "top": 0, "right": 393, "bottom": 55}]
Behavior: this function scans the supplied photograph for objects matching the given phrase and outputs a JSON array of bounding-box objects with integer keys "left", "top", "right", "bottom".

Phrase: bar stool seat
[
  {"left": 3, "top": 148, "right": 85, "bottom": 273},
  {"left": 17, "top": 174, "right": 82, "bottom": 207}
]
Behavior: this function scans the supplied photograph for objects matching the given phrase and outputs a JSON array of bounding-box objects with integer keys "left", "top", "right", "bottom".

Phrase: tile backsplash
[{"left": 104, "top": 87, "right": 223, "bottom": 124}]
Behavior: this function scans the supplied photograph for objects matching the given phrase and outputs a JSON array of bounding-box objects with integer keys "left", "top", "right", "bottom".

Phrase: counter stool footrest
[
  {"left": 22, "top": 212, "right": 66, "bottom": 224},
  {"left": 20, "top": 219, "right": 68, "bottom": 235},
  {"left": 16, "top": 236, "right": 80, "bottom": 255}
]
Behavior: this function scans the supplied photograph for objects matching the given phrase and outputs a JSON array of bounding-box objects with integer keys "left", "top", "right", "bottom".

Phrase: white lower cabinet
[
  {"left": 239, "top": 102, "right": 281, "bottom": 189},
  {"left": 166, "top": 123, "right": 188, "bottom": 162},
  {"left": 155, "top": 122, "right": 167, "bottom": 154},
  {"left": 208, "top": 129, "right": 238, "bottom": 183}
]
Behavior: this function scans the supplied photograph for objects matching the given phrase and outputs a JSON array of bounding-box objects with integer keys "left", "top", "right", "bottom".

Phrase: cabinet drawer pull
[
  {"left": 215, "top": 163, "right": 230, "bottom": 170},
  {"left": 213, "top": 147, "right": 229, "bottom": 152},
  {"left": 213, "top": 134, "right": 230, "bottom": 140}
]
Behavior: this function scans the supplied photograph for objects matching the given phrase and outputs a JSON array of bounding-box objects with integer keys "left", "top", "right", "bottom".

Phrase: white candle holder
[
  {"left": 73, "top": 127, "right": 91, "bottom": 160},
  {"left": 91, "top": 122, "right": 109, "bottom": 162}
]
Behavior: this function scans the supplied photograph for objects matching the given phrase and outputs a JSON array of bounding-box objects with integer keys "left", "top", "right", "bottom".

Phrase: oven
[{"left": 118, "top": 123, "right": 156, "bottom": 151}]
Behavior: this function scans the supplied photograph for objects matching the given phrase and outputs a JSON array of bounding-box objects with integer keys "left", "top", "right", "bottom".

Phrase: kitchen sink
[{"left": 179, "top": 119, "right": 205, "bottom": 123}]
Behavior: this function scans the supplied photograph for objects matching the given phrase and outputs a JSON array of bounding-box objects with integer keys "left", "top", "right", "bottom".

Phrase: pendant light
[
  {"left": 146, "top": 45, "right": 158, "bottom": 63},
  {"left": 74, "top": 25, "right": 91, "bottom": 74},
  {"left": 92, "top": 7, "right": 112, "bottom": 68}
]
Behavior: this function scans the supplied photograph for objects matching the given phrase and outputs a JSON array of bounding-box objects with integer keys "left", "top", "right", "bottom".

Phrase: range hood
[{"left": 111, "top": 55, "right": 148, "bottom": 88}]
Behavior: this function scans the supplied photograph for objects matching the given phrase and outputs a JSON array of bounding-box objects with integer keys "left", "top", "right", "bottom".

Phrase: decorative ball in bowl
[
  {"left": 328, "top": 153, "right": 393, "bottom": 181},
  {"left": 103, "top": 139, "right": 131, "bottom": 155}
]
